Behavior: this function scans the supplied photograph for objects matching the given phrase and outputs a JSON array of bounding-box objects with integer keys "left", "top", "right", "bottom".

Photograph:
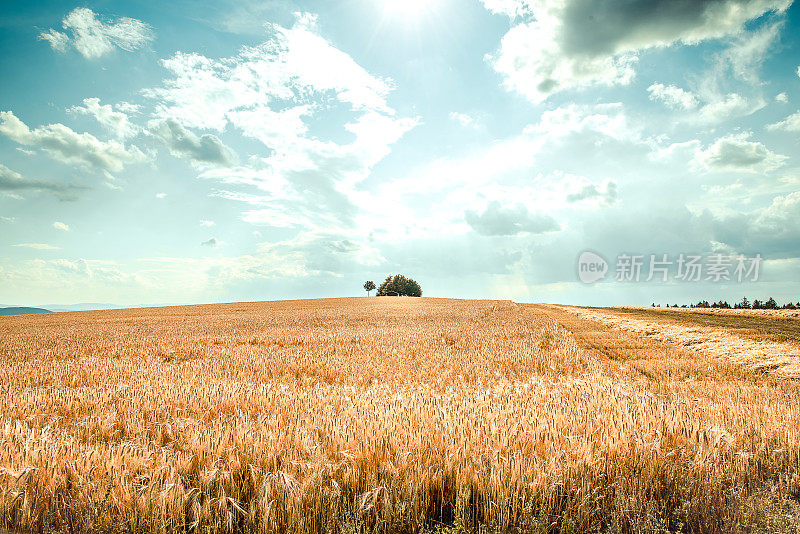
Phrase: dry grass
[
  {"left": 622, "top": 307, "right": 800, "bottom": 321},
  {"left": 0, "top": 297, "right": 799, "bottom": 533},
  {"left": 600, "top": 308, "right": 800, "bottom": 344},
  {"left": 564, "top": 305, "right": 800, "bottom": 378}
]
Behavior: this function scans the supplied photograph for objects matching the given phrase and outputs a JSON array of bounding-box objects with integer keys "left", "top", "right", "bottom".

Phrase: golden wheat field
[{"left": 1, "top": 297, "right": 799, "bottom": 533}]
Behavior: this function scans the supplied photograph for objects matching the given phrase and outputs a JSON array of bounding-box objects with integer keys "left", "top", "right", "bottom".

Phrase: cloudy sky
[{"left": 1, "top": 0, "right": 799, "bottom": 307}]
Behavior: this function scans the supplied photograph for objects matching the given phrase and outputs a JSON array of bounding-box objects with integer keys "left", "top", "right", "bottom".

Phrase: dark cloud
[
  {"left": 567, "top": 181, "right": 618, "bottom": 204},
  {"left": 519, "top": 192, "right": 800, "bottom": 288},
  {"left": 328, "top": 239, "right": 360, "bottom": 253},
  {"left": 698, "top": 134, "right": 786, "bottom": 171},
  {"left": 490, "top": 0, "right": 790, "bottom": 102},
  {"left": 465, "top": 201, "right": 559, "bottom": 236},
  {"left": 150, "top": 119, "right": 238, "bottom": 167},
  {"left": 201, "top": 237, "right": 219, "bottom": 247},
  {"left": 560, "top": 0, "right": 789, "bottom": 56},
  {"left": 0, "top": 163, "right": 86, "bottom": 200},
  {"left": 712, "top": 191, "right": 800, "bottom": 258}
]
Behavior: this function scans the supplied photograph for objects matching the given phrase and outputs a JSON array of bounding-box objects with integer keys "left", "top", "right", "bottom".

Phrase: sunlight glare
[{"left": 381, "top": 0, "right": 434, "bottom": 19}]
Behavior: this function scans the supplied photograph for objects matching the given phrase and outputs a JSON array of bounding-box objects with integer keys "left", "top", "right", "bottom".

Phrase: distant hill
[
  {"left": 0, "top": 303, "right": 179, "bottom": 313},
  {"left": 38, "top": 303, "right": 164, "bottom": 312},
  {"left": 39, "top": 303, "right": 122, "bottom": 312},
  {"left": 0, "top": 307, "right": 52, "bottom": 316}
]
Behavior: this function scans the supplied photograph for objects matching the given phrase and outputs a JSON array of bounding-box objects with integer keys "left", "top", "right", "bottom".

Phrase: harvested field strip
[
  {"left": 561, "top": 305, "right": 800, "bottom": 379},
  {"left": 525, "top": 305, "right": 755, "bottom": 383},
  {"left": 601, "top": 307, "right": 800, "bottom": 344}
]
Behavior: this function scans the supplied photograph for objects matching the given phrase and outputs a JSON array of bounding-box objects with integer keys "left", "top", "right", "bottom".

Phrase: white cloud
[
  {"left": 251, "top": 233, "right": 385, "bottom": 276},
  {"left": 0, "top": 111, "right": 146, "bottom": 173},
  {"left": 695, "top": 132, "right": 787, "bottom": 172},
  {"left": 155, "top": 192, "right": 167, "bottom": 199},
  {"left": 39, "top": 29, "right": 71, "bottom": 53},
  {"left": 0, "top": 216, "right": 15, "bottom": 223},
  {"left": 465, "top": 201, "right": 559, "bottom": 236},
  {"left": 715, "top": 20, "right": 784, "bottom": 84},
  {"left": 752, "top": 191, "right": 800, "bottom": 244},
  {"left": 143, "top": 12, "right": 413, "bottom": 147},
  {"left": 200, "top": 220, "right": 215, "bottom": 227},
  {"left": 378, "top": 102, "right": 639, "bottom": 224},
  {"left": 647, "top": 83, "right": 763, "bottom": 124},
  {"left": 206, "top": 1, "right": 297, "bottom": 35},
  {"left": 649, "top": 139, "right": 703, "bottom": 163},
  {"left": 129, "top": 232, "right": 385, "bottom": 288},
  {"left": 378, "top": 134, "right": 539, "bottom": 202},
  {"left": 486, "top": 0, "right": 791, "bottom": 102},
  {"left": 0, "top": 259, "right": 142, "bottom": 301},
  {"left": 12, "top": 243, "right": 61, "bottom": 250},
  {"left": 491, "top": 15, "right": 637, "bottom": 103},
  {"left": 221, "top": 112, "right": 420, "bottom": 230},
  {"left": 53, "top": 222, "right": 70, "bottom": 231},
  {"left": 711, "top": 191, "right": 800, "bottom": 258},
  {"left": 115, "top": 102, "right": 142, "bottom": 115},
  {"left": 529, "top": 102, "right": 638, "bottom": 141},
  {"left": 695, "top": 93, "right": 765, "bottom": 123},
  {"left": 39, "top": 7, "right": 154, "bottom": 59},
  {"left": 775, "top": 92, "right": 788, "bottom": 103},
  {"left": 68, "top": 98, "right": 138, "bottom": 139},
  {"left": 766, "top": 110, "right": 800, "bottom": 131},
  {"left": 481, "top": 0, "right": 532, "bottom": 17},
  {"left": 342, "top": 111, "right": 419, "bottom": 177},
  {"left": 49, "top": 259, "right": 91, "bottom": 277},
  {"left": 647, "top": 83, "right": 699, "bottom": 110},
  {"left": 449, "top": 111, "right": 481, "bottom": 129},
  {"left": 241, "top": 204, "right": 311, "bottom": 228},
  {"left": 145, "top": 13, "right": 417, "bottom": 233},
  {"left": 281, "top": 14, "right": 394, "bottom": 113},
  {"left": 144, "top": 14, "right": 395, "bottom": 132}
]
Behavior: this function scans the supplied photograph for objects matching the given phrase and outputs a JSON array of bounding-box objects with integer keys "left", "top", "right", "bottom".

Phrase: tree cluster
[
  {"left": 376, "top": 274, "right": 422, "bottom": 297},
  {"left": 651, "top": 297, "right": 799, "bottom": 309},
  {"left": 739, "top": 297, "right": 798, "bottom": 309}
]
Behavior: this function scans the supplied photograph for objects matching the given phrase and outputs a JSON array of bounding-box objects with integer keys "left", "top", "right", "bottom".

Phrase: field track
[{"left": 1, "top": 298, "right": 800, "bottom": 533}]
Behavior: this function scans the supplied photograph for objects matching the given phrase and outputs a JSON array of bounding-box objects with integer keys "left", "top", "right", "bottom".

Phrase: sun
[{"left": 380, "top": 0, "right": 435, "bottom": 19}]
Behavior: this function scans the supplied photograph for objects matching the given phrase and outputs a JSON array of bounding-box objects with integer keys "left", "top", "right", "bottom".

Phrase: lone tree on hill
[
  {"left": 363, "top": 280, "right": 376, "bottom": 296},
  {"left": 376, "top": 274, "right": 422, "bottom": 297}
]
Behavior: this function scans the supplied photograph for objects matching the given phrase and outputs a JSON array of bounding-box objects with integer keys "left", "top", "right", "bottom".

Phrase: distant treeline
[{"left": 652, "top": 297, "right": 800, "bottom": 309}]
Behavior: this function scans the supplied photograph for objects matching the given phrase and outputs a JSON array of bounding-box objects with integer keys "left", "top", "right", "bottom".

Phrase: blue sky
[{"left": 1, "top": 0, "right": 799, "bottom": 307}]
